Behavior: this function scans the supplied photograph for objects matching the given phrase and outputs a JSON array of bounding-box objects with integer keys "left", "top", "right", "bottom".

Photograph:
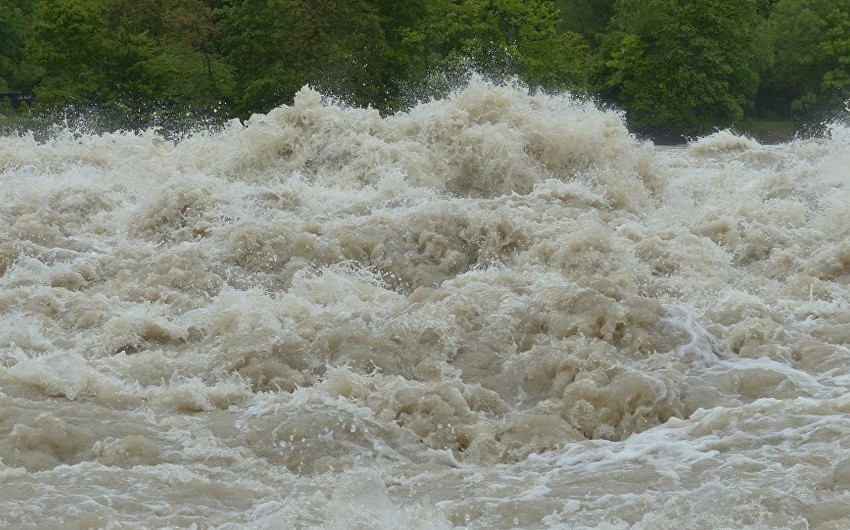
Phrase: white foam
[{"left": 2, "top": 79, "right": 850, "bottom": 528}]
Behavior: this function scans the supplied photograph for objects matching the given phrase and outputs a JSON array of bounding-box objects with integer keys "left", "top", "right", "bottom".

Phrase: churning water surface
[{"left": 1, "top": 80, "right": 850, "bottom": 529}]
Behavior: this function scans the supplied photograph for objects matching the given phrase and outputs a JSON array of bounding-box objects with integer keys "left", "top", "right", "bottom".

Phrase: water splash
[{"left": 2, "top": 79, "right": 850, "bottom": 528}]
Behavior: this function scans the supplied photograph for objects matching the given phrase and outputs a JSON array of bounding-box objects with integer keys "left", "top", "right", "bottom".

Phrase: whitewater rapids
[{"left": 1, "top": 80, "right": 850, "bottom": 529}]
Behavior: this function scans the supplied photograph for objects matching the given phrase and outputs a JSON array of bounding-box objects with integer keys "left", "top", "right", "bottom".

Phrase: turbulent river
[{"left": 1, "top": 80, "right": 850, "bottom": 529}]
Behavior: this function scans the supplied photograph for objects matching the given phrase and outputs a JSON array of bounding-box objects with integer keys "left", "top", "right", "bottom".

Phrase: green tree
[
  {"left": 0, "top": 0, "right": 34, "bottom": 93},
  {"left": 369, "top": 0, "right": 430, "bottom": 109},
  {"left": 24, "top": 0, "right": 115, "bottom": 106},
  {"left": 125, "top": 0, "right": 233, "bottom": 110},
  {"left": 757, "top": 0, "right": 780, "bottom": 17},
  {"left": 598, "top": 0, "right": 763, "bottom": 137},
  {"left": 495, "top": 0, "right": 593, "bottom": 90},
  {"left": 556, "top": 0, "right": 615, "bottom": 44},
  {"left": 22, "top": 0, "right": 233, "bottom": 130},
  {"left": 763, "top": 0, "right": 850, "bottom": 119},
  {"left": 401, "top": 0, "right": 591, "bottom": 95},
  {"left": 218, "top": 0, "right": 390, "bottom": 116},
  {"left": 820, "top": 9, "right": 850, "bottom": 108}
]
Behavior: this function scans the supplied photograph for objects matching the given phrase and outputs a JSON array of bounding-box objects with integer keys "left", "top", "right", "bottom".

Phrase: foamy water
[{"left": 1, "top": 80, "right": 849, "bottom": 529}]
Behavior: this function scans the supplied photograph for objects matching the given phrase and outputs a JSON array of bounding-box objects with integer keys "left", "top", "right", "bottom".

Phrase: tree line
[{"left": 1, "top": 0, "right": 848, "bottom": 140}]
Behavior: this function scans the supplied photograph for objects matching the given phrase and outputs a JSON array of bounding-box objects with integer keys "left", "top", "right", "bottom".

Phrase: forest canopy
[{"left": 1, "top": 0, "right": 848, "bottom": 140}]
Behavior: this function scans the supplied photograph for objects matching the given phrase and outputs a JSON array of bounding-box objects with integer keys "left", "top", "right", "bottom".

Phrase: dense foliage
[
  {"left": 597, "top": 0, "right": 763, "bottom": 135},
  {"left": 1, "top": 0, "right": 848, "bottom": 139}
]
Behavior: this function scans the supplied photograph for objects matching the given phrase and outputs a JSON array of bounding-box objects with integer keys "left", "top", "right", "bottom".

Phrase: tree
[
  {"left": 0, "top": 0, "right": 33, "bottom": 93},
  {"left": 24, "top": 0, "right": 114, "bottom": 106},
  {"left": 218, "top": 0, "right": 390, "bottom": 116},
  {"left": 763, "top": 0, "right": 850, "bottom": 120},
  {"left": 556, "top": 0, "right": 615, "bottom": 44},
  {"left": 123, "top": 0, "right": 233, "bottom": 110},
  {"left": 756, "top": 0, "right": 780, "bottom": 17},
  {"left": 598, "top": 0, "right": 763, "bottom": 137},
  {"left": 369, "top": 0, "right": 431, "bottom": 110},
  {"left": 21, "top": 0, "right": 234, "bottom": 130},
  {"left": 400, "top": 0, "right": 592, "bottom": 96},
  {"left": 819, "top": 8, "right": 850, "bottom": 110},
  {"left": 494, "top": 0, "right": 593, "bottom": 90}
]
